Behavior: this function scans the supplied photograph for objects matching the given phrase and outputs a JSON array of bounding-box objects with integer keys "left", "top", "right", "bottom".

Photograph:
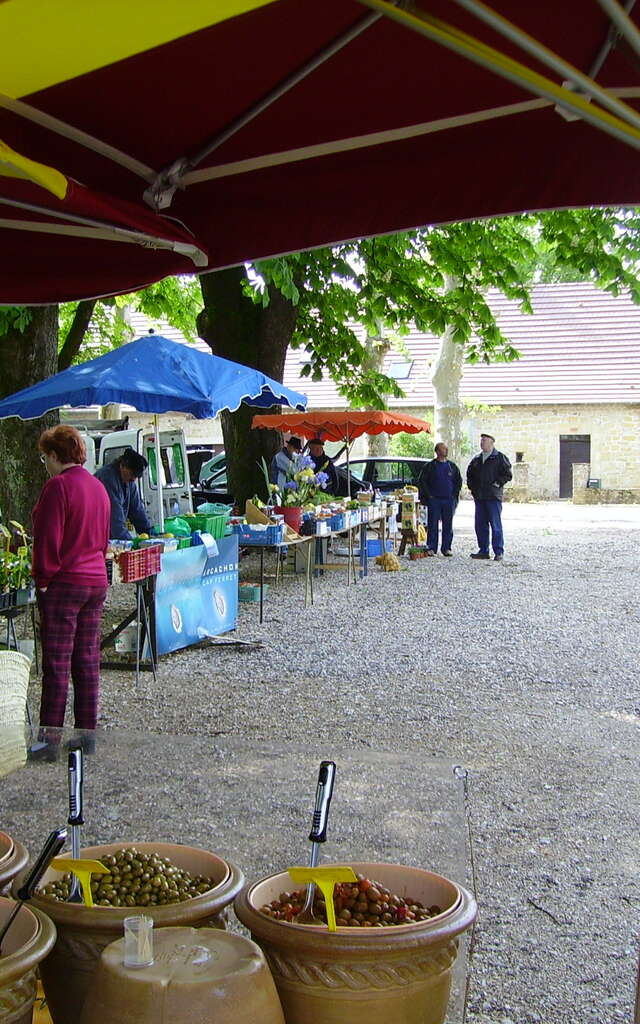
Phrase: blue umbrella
[
  {"left": 0, "top": 334, "right": 307, "bottom": 420},
  {"left": 0, "top": 334, "right": 307, "bottom": 529}
]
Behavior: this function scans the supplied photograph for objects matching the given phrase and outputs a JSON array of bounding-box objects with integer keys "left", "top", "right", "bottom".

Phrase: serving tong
[
  {"left": 0, "top": 827, "right": 67, "bottom": 955},
  {"left": 295, "top": 760, "right": 336, "bottom": 924}
]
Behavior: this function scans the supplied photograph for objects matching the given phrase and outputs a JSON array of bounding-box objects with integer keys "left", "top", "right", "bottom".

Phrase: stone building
[{"left": 281, "top": 282, "right": 640, "bottom": 500}]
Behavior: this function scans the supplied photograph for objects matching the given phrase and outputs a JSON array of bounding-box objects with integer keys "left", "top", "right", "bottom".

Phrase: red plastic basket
[{"left": 117, "top": 544, "right": 162, "bottom": 583}]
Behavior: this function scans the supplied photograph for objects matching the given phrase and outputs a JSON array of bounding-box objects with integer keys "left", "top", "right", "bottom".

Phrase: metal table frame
[{"left": 100, "top": 574, "right": 158, "bottom": 684}]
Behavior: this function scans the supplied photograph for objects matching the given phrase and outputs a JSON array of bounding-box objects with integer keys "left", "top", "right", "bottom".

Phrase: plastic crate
[
  {"left": 330, "top": 513, "right": 345, "bottom": 531},
  {"left": 117, "top": 544, "right": 163, "bottom": 583},
  {"left": 234, "top": 523, "right": 284, "bottom": 545},
  {"left": 186, "top": 513, "right": 230, "bottom": 538},
  {"left": 238, "top": 582, "right": 270, "bottom": 603},
  {"left": 366, "top": 539, "right": 393, "bottom": 557},
  {"left": 177, "top": 536, "right": 192, "bottom": 550},
  {"left": 0, "top": 590, "right": 18, "bottom": 611}
]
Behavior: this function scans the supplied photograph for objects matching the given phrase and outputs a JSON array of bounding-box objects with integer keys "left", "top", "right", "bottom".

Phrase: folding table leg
[
  {"left": 259, "top": 549, "right": 265, "bottom": 624},
  {"left": 304, "top": 539, "right": 314, "bottom": 607},
  {"left": 138, "top": 581, "right": 157, "bottom": 683}
]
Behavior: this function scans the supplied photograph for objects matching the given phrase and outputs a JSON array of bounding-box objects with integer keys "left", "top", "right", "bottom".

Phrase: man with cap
[
  {"left": 466, "top": 433, "right": 512, "bottom": 561},
  {"left": 270, "top": 435, "right": 303, "bottom": 489},
  {"left": 95, "top": 447, "right": 154, "bottom": 540},
  {"left": 308, "top": 438, "right": 339, "bottom": 494}
]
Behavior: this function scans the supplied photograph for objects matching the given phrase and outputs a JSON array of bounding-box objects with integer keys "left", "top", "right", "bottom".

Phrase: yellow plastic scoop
[
  {"left": 51, "top": 857, "right": 110, "bottom": 908},
  {"left": 288, "top": 865, "right": 358, "bottom": 931}
]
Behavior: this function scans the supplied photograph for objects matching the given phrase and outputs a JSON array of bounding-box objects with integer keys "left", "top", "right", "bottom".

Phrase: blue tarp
[{"left": 0, "top": 335, "right": 307, "bottom": 420}]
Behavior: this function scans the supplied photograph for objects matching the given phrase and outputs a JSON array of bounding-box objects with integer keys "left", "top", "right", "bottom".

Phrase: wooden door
[{"left": 559, "top": 435, "right": 590, "bottom": 498}]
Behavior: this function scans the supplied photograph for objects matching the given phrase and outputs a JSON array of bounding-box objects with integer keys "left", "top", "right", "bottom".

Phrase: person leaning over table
[
  {"left": 269, "top": 435, "right": 302, "bottom": 488},
  {"left": 466, "top": 432, "right": 512, "bottom": 562},
  {"left": 94, "top": 447, "right": 153, "bottom": 541},
  {"left": 308, "top": 437, "right": 339, "bottom": 494},
  {"left": 31, "top": 425, "right": 110, "bottom": 729}
]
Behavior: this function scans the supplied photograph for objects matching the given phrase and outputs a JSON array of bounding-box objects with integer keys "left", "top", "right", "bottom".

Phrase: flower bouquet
[{"left": 260, "top": 455, "right": 330, "bottom": 532}]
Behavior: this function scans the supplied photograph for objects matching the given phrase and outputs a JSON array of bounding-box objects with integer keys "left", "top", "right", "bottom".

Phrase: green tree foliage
[{"left": 389, "top": 429, "right": 435, "bottom": 460}]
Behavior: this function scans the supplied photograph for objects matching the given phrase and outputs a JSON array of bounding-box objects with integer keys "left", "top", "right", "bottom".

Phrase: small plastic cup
[{"left": 123, "top": 915, "right": 154, "bottom": 968}]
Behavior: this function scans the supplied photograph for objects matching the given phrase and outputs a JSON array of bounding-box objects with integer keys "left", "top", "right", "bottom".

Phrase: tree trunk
[
  {"left": 431, "top": 323, "right": 465, "bottom": 464},
  {"left": 430, "top": 277, "right": 465, "bottom": 465},
  {"left": 0, "top": 307, "right": 59, "bottom": 527},
  {"left": 362, "top": 326, "right": 391, "bottom": 457},
  {"left": 197, "top": 268, "right": 299, "bottom": 509}
]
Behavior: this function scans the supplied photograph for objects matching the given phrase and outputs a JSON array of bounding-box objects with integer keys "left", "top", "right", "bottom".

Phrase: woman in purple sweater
[{"left": 32, "top": 425, "right": 110, "bottom": 729}]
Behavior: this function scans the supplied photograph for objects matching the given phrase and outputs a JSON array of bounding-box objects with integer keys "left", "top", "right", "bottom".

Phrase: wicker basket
[{"left": 0, "top": 651, "right": 31, "bottom": 725}]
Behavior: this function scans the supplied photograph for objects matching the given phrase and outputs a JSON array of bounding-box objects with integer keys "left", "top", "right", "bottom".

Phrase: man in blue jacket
[
  {"left": 466, "top": 433, "right": 512, "bottom": 561},
  {"left": 95, "top": 448, "right": 153, "bottom": 540},
  {"left": 417, "top": 443, "right": 462, "bottom": 556}
]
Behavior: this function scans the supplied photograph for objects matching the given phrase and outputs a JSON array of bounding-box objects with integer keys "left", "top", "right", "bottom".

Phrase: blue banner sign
[{"left": 154, "top": 535, "right": 239, "bottom": 655}]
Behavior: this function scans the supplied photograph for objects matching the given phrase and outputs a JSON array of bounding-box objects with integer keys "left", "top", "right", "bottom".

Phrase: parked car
[
  {"left": 198, "top": 450, "right": 227, "bottom": 486},
  {"left": 187, "top": 446, "right": 220, "bottom": 487},
  {"left": 337, "top": 455, "right": 430, "bottom": 493}
]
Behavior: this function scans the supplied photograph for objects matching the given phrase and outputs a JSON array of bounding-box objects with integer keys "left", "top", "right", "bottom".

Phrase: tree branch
[{"left": 57, "top": 299, "right": 97, "bottom": 371}]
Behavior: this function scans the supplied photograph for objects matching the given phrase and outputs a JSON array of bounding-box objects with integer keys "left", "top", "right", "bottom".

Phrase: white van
[{"left": 80, "top": 426, "right": 193, "bottom": 519}]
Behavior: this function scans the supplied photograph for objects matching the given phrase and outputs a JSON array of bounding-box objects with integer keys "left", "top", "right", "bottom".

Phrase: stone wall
[
  {"left": 124, "top": 412, "right": 223, "bottom": 445},
  {"left": 467, "top": 403, "right": 640, "bottom": 497},
  {"left": 573, "top": 486, "right": 640, "bottom": 504}
]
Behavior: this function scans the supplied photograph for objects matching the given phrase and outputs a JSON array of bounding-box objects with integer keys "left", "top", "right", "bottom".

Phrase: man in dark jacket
[
  {"left": 417, "top": 443, "right": 462, "bottom": 556},
  {"left": 466, "top": 433, "right": 512, "bottom": 561},
  {"left": 95, "top": 448, "right": 153, "bottom": 540},
  {"left": 308, "top": 438, "right": 339, "bottom": 495}
]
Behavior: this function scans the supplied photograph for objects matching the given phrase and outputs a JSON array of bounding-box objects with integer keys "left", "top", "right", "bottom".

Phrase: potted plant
[
  {"left": 0, "top": 522, "right": 33, "bottom": 608},
  {"left": 261, "top": 457, "right": 330, "bottom": 533}
]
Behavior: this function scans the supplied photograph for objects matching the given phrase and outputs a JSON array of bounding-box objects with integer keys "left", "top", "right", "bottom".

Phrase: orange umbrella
[
  {"left": 252, "top": 410, "right": 432, "bottom": 495},
  {"left": 251, "top": 410, "right": 432, "bottom": 443}
]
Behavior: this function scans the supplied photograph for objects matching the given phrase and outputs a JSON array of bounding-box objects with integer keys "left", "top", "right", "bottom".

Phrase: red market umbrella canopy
[
  {"left": 251, "top": 409, "right": 432, "bottom": 443},
  {"left": 3, "top": 1, "right": 640, "bottom": 302},
  {"left": 0, "top": 140, "right": 208, "bottom": 301}
]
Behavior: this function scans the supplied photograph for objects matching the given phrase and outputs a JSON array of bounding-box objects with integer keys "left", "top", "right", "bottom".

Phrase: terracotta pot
[
  {"left": 80, "top": 925, "right": 285, "bottom": 1024},
  {"left": 22, "top": 841, "right": 244, "bottom": 1024},
  {"left": 235, "top": 862, "right": 477, "bottom": 1024},
  {"left": 274, "top": 506, "right": 303, "bottom": 533},
  {"left": 0, "top": 832, "right": 28, "bottom": 897},
  {"left": 0, "top": 897, "right": 56, "bottom": 1024}
]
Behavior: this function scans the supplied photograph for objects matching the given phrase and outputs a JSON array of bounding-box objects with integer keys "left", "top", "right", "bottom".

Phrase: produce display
[
  {"left": 375, "top": 551, "right": 401, "bottom": 571},
  {"left": 38, "top": 847, "right": 215, "bottom": 907},
  {"left": 260, "top": 874, "right": 441, "bottom": 927}
]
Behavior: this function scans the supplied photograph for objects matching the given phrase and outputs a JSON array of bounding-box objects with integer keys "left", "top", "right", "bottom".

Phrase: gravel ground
[{"left": 13, "top": 500, "right": 640, "bottom": 1022}]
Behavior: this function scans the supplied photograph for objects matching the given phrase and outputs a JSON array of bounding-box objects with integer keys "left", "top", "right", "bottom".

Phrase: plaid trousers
[{"left": 38, "top": 581, "right": 107, "bottom": 729}]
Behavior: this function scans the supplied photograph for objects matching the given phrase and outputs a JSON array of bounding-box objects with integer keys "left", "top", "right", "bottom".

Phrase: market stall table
[
  {"left": 0, "top": 723, "right": 472, "bottom": 1024},
  {"left": 240, "top": 534, "right": 315, "bottom": 625}
]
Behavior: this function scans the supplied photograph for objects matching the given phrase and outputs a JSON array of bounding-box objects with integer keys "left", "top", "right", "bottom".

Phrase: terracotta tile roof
[{"left": 282, "top": 281, "right": 640, "bottom": 407}]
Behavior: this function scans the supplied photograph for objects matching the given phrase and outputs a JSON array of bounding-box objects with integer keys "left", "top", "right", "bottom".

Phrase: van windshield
[{"left": 146, "top": 443, "right": 185, "bottom": 487}]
